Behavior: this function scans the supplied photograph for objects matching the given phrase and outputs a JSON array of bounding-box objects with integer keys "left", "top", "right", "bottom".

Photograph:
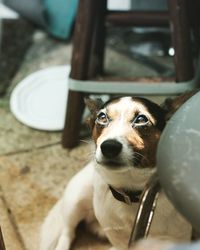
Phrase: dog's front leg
[
  {"left": 54, "top": 227, "right": 72, "bottom": 250},
  {"left": 40, "top": 163, "right": 94, "bottom": 250},
  {"left": 40, "top": 198, "right": 74, "bottom": 250}
]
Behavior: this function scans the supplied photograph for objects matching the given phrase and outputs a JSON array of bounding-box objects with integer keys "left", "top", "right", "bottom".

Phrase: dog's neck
[{"left": 94, "top": 161, "right": 156, "bottom": 191}]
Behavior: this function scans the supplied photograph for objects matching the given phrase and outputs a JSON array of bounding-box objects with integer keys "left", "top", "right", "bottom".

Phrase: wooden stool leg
[
  {"left": 62, "top": 0, "right": 101, "bottom": 148},
  {"left": 89, "top": 0, "right": 107, "bottom": 77},
  {"left": 62, "top": 91, "right": 85, "bottom": 148},
  {"left": 0, "top": 227, "right": 6, "bottom": 250},
  {"left": 69, "top": 0, "right": 102, "bottom": 79},
  {"left": 168, "top": 0, "right": 194, "bottom": 82}
]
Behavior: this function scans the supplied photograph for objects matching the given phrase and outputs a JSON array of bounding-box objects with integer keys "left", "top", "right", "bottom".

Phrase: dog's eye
[
  {"left": 96, "top": 112, "right": 109, "bottom": 126},
  {"left": 132, "top": 114, "right": 149, "bottom": 127}
]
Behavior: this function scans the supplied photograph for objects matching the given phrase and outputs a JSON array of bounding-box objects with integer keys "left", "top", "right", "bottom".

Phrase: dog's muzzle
[{"left": 100, "top": 139, "right": 122, "bottom": 159}]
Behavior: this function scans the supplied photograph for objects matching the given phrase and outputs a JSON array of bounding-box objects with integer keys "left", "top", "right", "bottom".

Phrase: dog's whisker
[
  {"left": 134, "top": 152, "right": 145, "bottom": 159},
  {"left": 85, "top": 151, "right": 95, "bottom": 160},
  {"left": 134, "top": 152, "right": 150, "bottom": 166},
  {"left": 80, "top": 139, "right": 93, "bottom": 144},
  {"left": 109, "top": 165, "right": 133, "bottom": 173}
]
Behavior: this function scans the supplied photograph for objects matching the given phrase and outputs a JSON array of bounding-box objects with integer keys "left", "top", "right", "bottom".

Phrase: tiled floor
[{"left": 0, "top": 21, "right": 173, "bottom": 249}]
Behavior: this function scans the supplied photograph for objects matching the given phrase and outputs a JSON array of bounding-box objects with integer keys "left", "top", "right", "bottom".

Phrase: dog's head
[
  {"left": 86, "top": 96, "right": 166, "bottom": 169},
  {"left": 85, "top": 94, "right": 195, "bottom": 188}
]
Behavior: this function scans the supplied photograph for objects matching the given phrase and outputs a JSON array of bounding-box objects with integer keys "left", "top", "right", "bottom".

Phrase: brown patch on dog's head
[
  {"left": 129, "top": 97, "right": 166, "bottom": 167},
  {"left": 85, "top": 97, "right": 123, "bottom": 143},
  {"left": 84, "top": 97, "right": 104, "bottom": 129}
]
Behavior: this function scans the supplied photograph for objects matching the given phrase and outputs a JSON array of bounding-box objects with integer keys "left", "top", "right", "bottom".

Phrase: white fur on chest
[{"left": 93, "top": 170, "right": 138, "bottom": 250}]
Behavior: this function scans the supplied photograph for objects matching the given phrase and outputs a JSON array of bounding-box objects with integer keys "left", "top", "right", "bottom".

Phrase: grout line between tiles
[
  {"left": 0, "top": 187, "right": 27, "bottom": 250},
  {"left": 0, "top": 141, "right": 62, "bottom": 157}
]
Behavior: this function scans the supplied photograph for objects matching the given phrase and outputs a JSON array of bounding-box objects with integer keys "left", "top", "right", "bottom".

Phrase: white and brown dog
[{"left": 40, "top": 96, "right": 191, "bottom": 250}]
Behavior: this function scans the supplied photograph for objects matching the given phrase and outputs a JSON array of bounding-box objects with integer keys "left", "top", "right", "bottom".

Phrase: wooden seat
[{"left": 62, "top": 0, "right": 197, "bottom": 148}]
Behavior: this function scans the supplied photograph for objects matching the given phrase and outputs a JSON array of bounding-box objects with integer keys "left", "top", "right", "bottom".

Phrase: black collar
[{"left": 109, "top": 185, "right": 142, "bottom": 205}]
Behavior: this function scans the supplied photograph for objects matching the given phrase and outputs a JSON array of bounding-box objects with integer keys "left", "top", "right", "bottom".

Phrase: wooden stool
[{"left": 62, "top": 0, "right": 197, "bottom": 148}]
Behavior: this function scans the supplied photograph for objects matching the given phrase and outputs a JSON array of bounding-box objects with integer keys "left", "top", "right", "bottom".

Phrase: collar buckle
[{"left": 124, "top": 194, "right": 132, "bottom": 205}]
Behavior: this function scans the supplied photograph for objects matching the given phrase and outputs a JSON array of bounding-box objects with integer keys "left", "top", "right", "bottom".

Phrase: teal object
[{"left": 43, "top": 0, "right": 78, "bottom": 39}]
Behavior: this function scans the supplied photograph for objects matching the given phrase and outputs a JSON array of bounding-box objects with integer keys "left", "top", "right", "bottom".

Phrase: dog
[{"left": 40, "top": 96, "right": 192, "bottom": 250}]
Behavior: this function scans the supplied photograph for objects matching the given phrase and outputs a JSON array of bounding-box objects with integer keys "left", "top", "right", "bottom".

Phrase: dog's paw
[
  {"left": 109, "top": 247, "right": 118, "bottom": 250},
  {"left": 54, "top": 231, "right": 72, "bottom": 250},
  {"left": 40, "top": 229, "right": 72, "bottom": 250}
]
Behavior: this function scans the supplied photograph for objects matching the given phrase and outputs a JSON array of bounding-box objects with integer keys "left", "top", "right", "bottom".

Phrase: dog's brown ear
[
  {"left": 162, "top": 90, "right": 197, "bottom": 120},
  {"left": 84, "top": 97, "right": 104, "bottom": 129},
  {"left": 84, "top": 97, "right": 103, "bottom": 114}
]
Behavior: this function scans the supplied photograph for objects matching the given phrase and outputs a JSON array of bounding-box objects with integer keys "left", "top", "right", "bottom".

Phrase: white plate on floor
[{"left": 10, "top": 65, "right": 70, "bottom": 131}]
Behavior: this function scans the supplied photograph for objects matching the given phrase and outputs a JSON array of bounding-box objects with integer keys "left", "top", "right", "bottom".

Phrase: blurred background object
[
  {"left": 3, "top": 0, "right": 45, "bottom": 27},
  {"left": 157, "top": 91, "right": 200, "bottom": 234},
  {"left": 0, "top": 1, "right": 34, "bottom": 96},
  {"left": 3, "top": 0, "right": 78, "bottom": 39}
]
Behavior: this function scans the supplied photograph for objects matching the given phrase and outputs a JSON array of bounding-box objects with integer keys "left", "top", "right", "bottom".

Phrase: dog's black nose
[{"left": 101, "top": 139, "right": 122, "bottom": 158}]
